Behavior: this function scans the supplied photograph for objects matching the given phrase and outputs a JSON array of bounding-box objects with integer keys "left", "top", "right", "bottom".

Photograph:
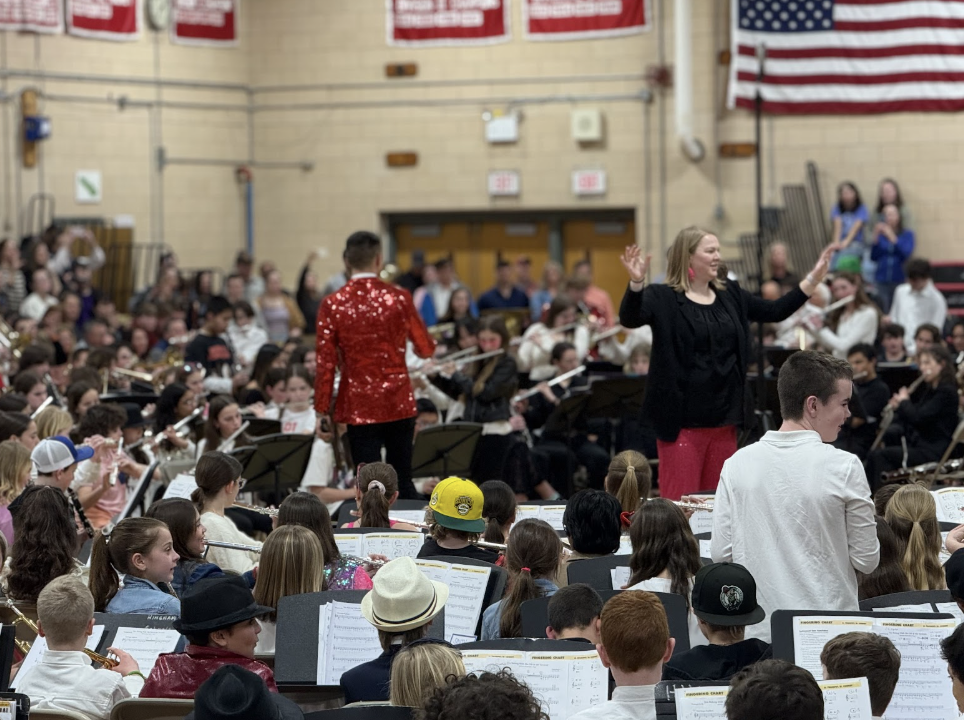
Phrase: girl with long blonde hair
[
  {"left": 605, "top": 450, "right": 652, "bottom": 517},
  {"left": 0, "top": 440, "right": 31, "bottom": 545},
  {"left": 884, "top": 484, "right": 945, "bottom": 591}
]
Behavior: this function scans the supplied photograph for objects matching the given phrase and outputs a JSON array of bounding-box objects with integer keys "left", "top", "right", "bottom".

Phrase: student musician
[
  {"left": 835, "top": 343, "right": 891, "bottom": 461},
  {"left": 417, "top": 476, "right": 499, "bottom": 564},
  {"left": 821, "top": 633, "right": 901, "bottom": 720},
  {"left": 429, "top": 316, "right": 520, "bottom": 483},
  {"left": 197, "top": 395, "right": 253, "bottom": 457},
  {"left": 521, "top": 342, "right": 609, "bottom": 491},
  {"left": 152, "top": 383, "right": 198, "bottom": 465},
  {"left": 89, "top": 516, "right": 181, "bottom": 615},
  {"left": 517, "top": 297, "right": 590, "bottom": 381},
  {"left": 341, "top": 462, "right": 420, "bottom": 531},
  {"left": 605, "top": 450, "right": 652, "bottom": 516},
  {"left": 865, "top": 345, "right": 960, "bottom": 488},
  {"left": 145, "top": 498, "right": 231, "bottom": 596},
  {"left": 192, "top": 452, "right": 262, "bottom": 575}
]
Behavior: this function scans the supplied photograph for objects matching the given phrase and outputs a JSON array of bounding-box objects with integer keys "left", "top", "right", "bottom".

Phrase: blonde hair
[
  {"left": 884, "top": 484, "right": 945, "bottom": 591},
  {"left": 389, "top": 642, "right": 465, "bottom": 707},
  {"left": 253, "top": 525, "right": 324, "bottom": 622},
  {"left": 38, "top": 575, "right": 95, "bottom": 645},
  {"left": 0, "top": 440, "right": 30, "bottom": 504},
  {"left": 605, "top": 450, "right": 652, "bottom": 515},
  {"left": 34, "top": 406, "right": 73, "bottom": 440},
  {"left": 665, "top": 226, "right": 725, "bottom": 293}
]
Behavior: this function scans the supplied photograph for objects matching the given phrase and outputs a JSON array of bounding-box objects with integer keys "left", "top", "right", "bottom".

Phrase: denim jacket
[
  {"left": 170, "top": 561, "right": 225, "bottom": 598},
  {"left": 481, "top": 577, "right": 557, "bottom": 640},
  {"left": 106, "top": 575, "right": 181, "bottom": 616}
]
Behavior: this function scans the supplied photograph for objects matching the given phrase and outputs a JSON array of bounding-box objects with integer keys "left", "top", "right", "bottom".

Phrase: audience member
[
  {"left": 821, "top": 631, "right": 901, "bottom": 719},
  {"left": 889, "top": 258, "right": 948, "bottom": 355},
  {"left": 572, "top": 260, "right": 616, "bottom": 328},
  {"left": 478, "top": 260, "right": 529, "bottom": 312},
  {"left": 546, "top": 583, "right": 603, "bottom": 644},
  {"left": 662, "top": 562, "right": 770, "bottom": 682},
  {"left": 712, "top": 351, "right": 879, "bottom": 641},
  {"left": 389, "top": 640, "right": 465, "bottom": 708},
  {"left": 342, "top": 557, "right": 448, "bottom": 704},
  {"left": 726, "top": 659, "right": 824, "bottom": 720},
  {"left": 140, "top": 576, "right": 276, "bottom": 698},
  {"left": 569, "top": 591, "right": 674, "bottom": 720},
  {"left": 830, "top": 181, "right": 868, "bottom": 272},
  {"left": 15, "top": 576, "right": 143, "bottom": 719},
  {"left": 870, "top": 203, "right": 915, "bottom": 313}
]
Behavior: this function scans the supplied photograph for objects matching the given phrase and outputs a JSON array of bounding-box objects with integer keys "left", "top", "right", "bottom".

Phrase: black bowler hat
[
  {"left": 173, "top": 576, "right": 273, "bottom": 635},
  {"left": 692, "top": 562, "right": 766, "bottom": 626},
  {"left": 185, "top": 665, "right": 303, "bottom": 720}
]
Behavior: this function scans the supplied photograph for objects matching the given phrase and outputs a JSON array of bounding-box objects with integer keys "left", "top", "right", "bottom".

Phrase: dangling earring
[{"left": 688, "top": 267, "right": 696, "bottom": 281}]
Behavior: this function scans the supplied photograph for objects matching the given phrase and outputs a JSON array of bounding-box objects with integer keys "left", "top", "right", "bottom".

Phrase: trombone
[{"left": 4, "top": 602, "right": 118, "bottom": 669}]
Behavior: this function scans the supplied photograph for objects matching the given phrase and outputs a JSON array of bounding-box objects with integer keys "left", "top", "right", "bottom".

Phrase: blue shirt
[
  {"left": 830, "top": 204, "right": 869, "bottom": 268},
  {"left": 481, "top": 577, "right": 557, "bottom": 640},
  {"left": 106, "top": 575, "right": 181, "bottom": 616},
  {"left": 170, "top": 561, "right": 225, "bottom": 598},
  {"left": 477, "top": 286, "right": 529, "bottom": 312},
  {"left": 870, "top": 228, "right": 915, "bottom": 284}
]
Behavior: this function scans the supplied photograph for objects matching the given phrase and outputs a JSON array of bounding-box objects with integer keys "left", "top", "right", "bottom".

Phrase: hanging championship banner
[
  {"left": 67, "top": 0, "right": 139, "bottom": 41},
  {"left": 387, "top": 0, "right": 509, "bottom": 47},
  {"left": 524, "top": 0, "right": 649, "bottom": 41},
  {"left": 171, "top": 0, "right": 238, "bottom": 47},
  {"left": 0, "top": 0, "right": 63, "bottom": 34}
]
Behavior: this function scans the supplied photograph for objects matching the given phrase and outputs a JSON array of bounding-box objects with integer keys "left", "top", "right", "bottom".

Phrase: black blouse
[{"left": 680, "top": 299, "right": 742, "bottom": 428}]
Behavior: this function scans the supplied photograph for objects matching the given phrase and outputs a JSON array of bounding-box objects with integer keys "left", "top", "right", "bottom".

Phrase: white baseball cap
[{"left": 31, "top": 436, "right": 94, "bottom": 474}]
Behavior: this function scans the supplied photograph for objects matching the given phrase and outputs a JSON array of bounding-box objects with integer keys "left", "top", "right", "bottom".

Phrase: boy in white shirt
[
  {"left": 569, "top": 590, "right": 674, "bottom": 720},
  {"left": 889, "top": 258, "right": 948, "bottom": 355},
  {"left": 711, "top": 350, "right": 879, "bottom": 641},
  {"left": 15, "top": 576, "right": 143, "bottom": 720}
]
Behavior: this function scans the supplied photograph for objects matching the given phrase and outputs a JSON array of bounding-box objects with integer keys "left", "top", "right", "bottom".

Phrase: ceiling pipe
[{"left": 674, "top": 0, "right": 705, "bottom": 162}]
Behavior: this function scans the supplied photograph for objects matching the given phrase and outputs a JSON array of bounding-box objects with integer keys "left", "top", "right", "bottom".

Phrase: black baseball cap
[
  {"left": 945, "top": 549, "right": 964, "bottom": 601},
  {"left": 692, "top": 562, "right": 766, "bottom": 626}
]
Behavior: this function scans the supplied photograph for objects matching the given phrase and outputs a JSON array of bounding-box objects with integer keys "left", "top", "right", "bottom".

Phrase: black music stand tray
[
  {"left": 243, "top": 417, "right": 282, "bottom": 437},
  {"left": 543, "top": 393, "right": 592, "bottom": 497},
  {"left": 236, "top": 433, "right": 314, "bottom": 499},
  {"left": 585, "top": 377, "right": 647, "bottom": 420},
  {"left": 411, "top": 422, "right": 483, "bottom": 479}
]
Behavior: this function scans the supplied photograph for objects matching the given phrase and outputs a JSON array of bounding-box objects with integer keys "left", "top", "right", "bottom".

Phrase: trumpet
[
  {"left": 4, "top": 602, "right": 118, "bottom": 669},
  {"left": 112, "top": 367, "right": 155, "bottom": 383},
  {"left": 232, "top": 501, "right": 278, "bottom": 517}
]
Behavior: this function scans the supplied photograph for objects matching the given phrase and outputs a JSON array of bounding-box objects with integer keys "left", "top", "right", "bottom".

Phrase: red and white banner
[
  {"left": 171, "top": 0, "right": 238, "bottom": 47},
  {"left": 524, "top": 0, "right": 649, "bottom": 41},
  {"left": 67, "top": 0, "right": 140, "bottom": 41},
  {"left": 0, "top": 0, "right": 63, "bottom": 34},
  {"left": 387, "top": 0, "right": 509, "bottom": 46}
]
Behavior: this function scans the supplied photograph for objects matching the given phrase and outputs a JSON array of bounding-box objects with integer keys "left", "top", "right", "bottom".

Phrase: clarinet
[{"left": 66, "top": 487, "right": 95, "bottom": 539}]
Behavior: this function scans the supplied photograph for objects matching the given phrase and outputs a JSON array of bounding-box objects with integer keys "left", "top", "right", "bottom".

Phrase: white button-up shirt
[
  {"left": 711, "top": 430, "right": 879, "bottom": 642},
  {"left": 16, "top": 649, "right": 144, "bottom": 720},
  {"left": 569, "top": 684, "right": 657, "bottom": 720}
]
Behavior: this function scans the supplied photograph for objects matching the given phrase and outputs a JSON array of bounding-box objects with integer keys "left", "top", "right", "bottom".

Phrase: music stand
[
  {"left": 98, "top": 392, "right": 159, "bottom": 409},
  {"left": 542, "top": 393, "right": 592, "bottom": 497},
  {"left": 585, "top": 377, "right": 647, "bottom": 420},
  {"left": 411, "top": 422, "right": 483, "bottom": 479},
  {"left": 236, "top": 433, "right": 314, "bottom": 499},
  {"left": 243, "top": 417, "right": 282, "bottom": 437},
  {"left": 116, "top": 461, "right": 159, "bottom": 521}
]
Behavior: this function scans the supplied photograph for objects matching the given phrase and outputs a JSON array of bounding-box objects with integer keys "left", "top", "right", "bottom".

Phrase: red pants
[{"left": 656, "top": 426, "right": 737, "bottom": 501}]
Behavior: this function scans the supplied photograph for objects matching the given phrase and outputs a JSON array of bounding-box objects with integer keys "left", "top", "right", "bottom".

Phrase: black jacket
[
  {"left": 662, "top": 638, "right": 772, "bottom": 682},
  {"left": 431, "top": 355, "right": 518, "bottom": 424},
  {"left": 619, "top": 280, "right": 807, "bottom": 442},
  {"left": 339, "top": 645, "right": 403, "bottom": 704},
  {"left": 896, "top": 382, "right": 960, "bottom": 455}
]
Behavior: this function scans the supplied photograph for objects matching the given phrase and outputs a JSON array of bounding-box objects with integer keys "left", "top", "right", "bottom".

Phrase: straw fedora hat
[{"left": 361, "top": 557, "right": 449, "bottom": 633}]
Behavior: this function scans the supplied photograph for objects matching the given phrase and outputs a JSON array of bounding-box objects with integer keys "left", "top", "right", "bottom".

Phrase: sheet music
[
  {"left": 362, "top": 532, "right": 424, "bottom": 560},
  {"left": 932, "top": 488, "right": 964, "bottom": 523},
  {"left": 875, "top": 618, "right": 957, "bottom": 720},
  {"left": 317, "top": 601, "right": 383, "bottom": 686},
  {"left": 415, "top": 559, "right": 490, "bottom": 642},
  {"left": 390, "top": 509, "right": 429, "bottom": 525},
  {"left": 461, "top": 649, "right": 605, "bottom": 720},
  {"left": 675, "top": 686, "right": 728, "bottom": 720},
  {"left": 12, "top": 625, "right": 105, "bottom": 689},
  {"left": 689, "top": 510, "right": 714, "bottom": 535},
  {"left": 819, "top": 677, "right": 873, "bottom": 720},
  {"left": 699, "top": 539, "right": 712, "bottom": 558},
  {"left": 333, "top": 534, "right": 363, "bottom": 558},
  {"left": 872, "top": 604, "right": 936, "bottom": 614},
  {"left": 610, "top": 565, "right": 631, "bottom": 590},
  {"left": 514, "top": 505, "right": 542, "bottom": 524},
  {"left": 616, "top": 534, "right": 632, "bottom": 556},
  {"left": 109, "top": 627, "right": 181, "bottom": 690},
  {"left": 163, "top": 472, "right": 198, "bottom": 500},
  {"left": 940, "top": 532, "right": 951, "bottom": 564},
  {"left": 792, "top": 616, "right": 875, "bottom": 677},
  {"left": 934, "top": 603, "right": 964, "bottom": 625},
  {"left": 513, "top": 505, "right": 567, "bottom": 532}
]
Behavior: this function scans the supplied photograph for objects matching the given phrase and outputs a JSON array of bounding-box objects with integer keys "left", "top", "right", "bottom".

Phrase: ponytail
[
  {"left": 480, "top": 480, "right": 516, "bottom": 545},
  {"left": 616, "top": 466, "right": 640, "bottom": 518},
  {"left": 904, "top": 521, "right": 945, "bottom": 591},
  {"left": 498, "top": 519, "right": 561, "bottom": 639},
  {"left": 193, "top": 451, "right": 243, "bottom": 512},
  {"left": 88, "top": 517, "right": 169, "bottom": 612},
  {"left": 885, "top": 484, "right": 945, "bottom": 592},
  {"left": 357, "top": 462, "right": 398, "bottom": 529},
  {"left": 605, "top": 450, "right": 652, "bottom": 515}
]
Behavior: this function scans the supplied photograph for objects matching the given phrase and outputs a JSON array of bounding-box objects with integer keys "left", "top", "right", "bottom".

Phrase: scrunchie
[{"left": 368, "top": 480, "right": 387, "bottom": 495}]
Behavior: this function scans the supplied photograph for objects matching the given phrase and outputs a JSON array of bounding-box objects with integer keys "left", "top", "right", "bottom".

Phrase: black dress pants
[{"left": 346, "top": 417, "right": 419, "bottom": 499}]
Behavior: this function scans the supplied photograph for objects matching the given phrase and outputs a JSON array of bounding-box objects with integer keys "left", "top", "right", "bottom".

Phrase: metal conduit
[{"left": 250, "top": 73, "right": 649, "bottom": 94}]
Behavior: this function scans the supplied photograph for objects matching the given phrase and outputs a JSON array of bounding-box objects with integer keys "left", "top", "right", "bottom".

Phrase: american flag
[{"left": 728, "top": 0, "right": 964, "bottom": 113}]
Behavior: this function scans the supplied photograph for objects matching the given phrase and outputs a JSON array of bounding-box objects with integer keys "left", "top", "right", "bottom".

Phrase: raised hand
[
  {"left": 809, "top": 242, "right": 841, "bottom": 284},
  {"left": 620, "top": 245, "right": 651, "bottom": 284}
]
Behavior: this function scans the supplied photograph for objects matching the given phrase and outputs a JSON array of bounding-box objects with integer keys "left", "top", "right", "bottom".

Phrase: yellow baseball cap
[{"left": 429, "top": 476, "right": 485, "bottom": 533}]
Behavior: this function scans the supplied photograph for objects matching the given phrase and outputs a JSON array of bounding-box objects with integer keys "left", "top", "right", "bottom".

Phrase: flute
[
  {"left": 590, "top": 325, "right": 623, "bottom": 345},
  {"left": 30, "top": 395, "right": 54, "bottom": 419},
  {"left": 389, "top": 516, "right": 571, "bottom": 555},
  {"left": 217, "top": 421, "right": 250, "bottom": 452},
  {"left": 511, "top": 366, "right": 587, "bottom": 404},
  {"left": 204, "top": 540, "right": 262, "bottom": 553},
  {"left": 233, "top": 501, "right": 278, "bottom": 517},
  {"left": 819, "top": 294, "right": 855, "bottom": 316},
  {"left": 151, "top": 406, "right": 205, "bottom": 448},
  {"left": 869, "top": 372, "right": 927, "bottom": 452},
  {"left": 109, "top": 438, "right": 124, "bottom": 486},
  {"left": 510, "top": 322, "right": 580, "bottom": 347}
]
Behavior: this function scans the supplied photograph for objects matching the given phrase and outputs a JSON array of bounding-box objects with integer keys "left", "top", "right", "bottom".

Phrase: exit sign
[
  {"left": 488, "top": 170, "right": 520, "bottom": 197},
  {"left": 572, "top": 169, "right": 606, "bottom": 196}
]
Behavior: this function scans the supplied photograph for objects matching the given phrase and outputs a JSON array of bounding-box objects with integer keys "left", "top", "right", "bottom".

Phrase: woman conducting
[{"left": 619, "top": 227, "right": 836, "bottom": 500}]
